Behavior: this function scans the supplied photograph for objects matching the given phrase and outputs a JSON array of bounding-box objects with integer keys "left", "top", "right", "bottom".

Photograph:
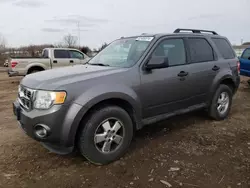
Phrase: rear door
[
  {"left": 240, "top": 48, "right": 250, "bottom": 77},
  {"left": 185, "top": 37, "right": 218, "bottom": 104},
  {"left": 52, "top": 49, "right": 71, "bottom": 68}
]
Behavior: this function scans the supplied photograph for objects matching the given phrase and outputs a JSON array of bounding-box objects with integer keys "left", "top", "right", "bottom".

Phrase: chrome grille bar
[{"left": 18, "top": 86, "right": 34, "bottom": 110}]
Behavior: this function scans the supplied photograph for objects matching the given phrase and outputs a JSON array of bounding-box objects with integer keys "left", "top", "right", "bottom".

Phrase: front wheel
[
  {"left": 78, "top": 106, "right": 134, "bottom": 165},
  {"left": 208, "top": 84, "right": 233, "bottom": 120}
]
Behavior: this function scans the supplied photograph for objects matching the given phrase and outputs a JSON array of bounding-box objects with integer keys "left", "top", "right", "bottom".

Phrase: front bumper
[{"left": 13, "top": 100, "right": 84, "bottom": 155}]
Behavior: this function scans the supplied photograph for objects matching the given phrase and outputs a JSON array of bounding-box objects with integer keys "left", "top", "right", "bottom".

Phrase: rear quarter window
[
  {"left": 54, "top": 50, "right": 70, "bottom": 58},
  {"left": 42, "top": 50, "right": 49, "bottom": 58},
  {"left": 212, "top": 38, "right": 235, "bottom": 59}
]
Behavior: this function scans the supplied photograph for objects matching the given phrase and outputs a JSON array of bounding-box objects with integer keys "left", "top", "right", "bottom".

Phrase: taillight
[
  {"left": 237, "top": 61, "right": 240, "bottom": 74},
  {"left": 11, "top": 61, "right": 18, "bottom": 68}
]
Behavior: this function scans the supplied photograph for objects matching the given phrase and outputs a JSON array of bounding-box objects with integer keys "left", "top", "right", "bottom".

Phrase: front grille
[{"left": 18, "top": 86, "right": 34, "bottom": 111}]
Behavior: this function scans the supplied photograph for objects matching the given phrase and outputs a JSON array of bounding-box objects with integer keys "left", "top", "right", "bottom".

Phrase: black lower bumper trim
[{"left": 41, "top": 142, "right": 74, "bottom": 155}]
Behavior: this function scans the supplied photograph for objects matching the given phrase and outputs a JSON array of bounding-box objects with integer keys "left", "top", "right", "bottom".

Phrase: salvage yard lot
[{"left": 0, "top": 72, "right": 249, "bottom": 188}]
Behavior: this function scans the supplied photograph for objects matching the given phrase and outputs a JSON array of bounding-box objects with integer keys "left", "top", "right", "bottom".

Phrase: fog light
[{"left": 34, "top": 124, "right": 50, "bottom": 138}]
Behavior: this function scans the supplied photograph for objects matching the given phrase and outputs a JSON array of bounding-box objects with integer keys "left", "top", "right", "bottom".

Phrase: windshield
[{"left": 88, "top": 37, "right": 153, "bottom": 67}]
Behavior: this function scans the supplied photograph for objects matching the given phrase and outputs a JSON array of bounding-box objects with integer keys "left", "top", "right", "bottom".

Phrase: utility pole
[{"left": 77, "top": 21, "right": 81, "bottom": 48}]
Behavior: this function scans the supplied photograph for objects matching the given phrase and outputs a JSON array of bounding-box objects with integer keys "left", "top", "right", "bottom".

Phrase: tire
[
  {"left": 78, "top": 106, "right": 134, "bottom": 165},
  {"left": 208, "top": 84, "right": 233, "bottom": 120},
  {"left": 29, "top": 70, "right": 40, "bottom": 74}
]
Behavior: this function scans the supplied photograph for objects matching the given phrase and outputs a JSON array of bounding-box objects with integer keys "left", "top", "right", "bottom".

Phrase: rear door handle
[
  {"left": 178, "top": 71, "right": 189, "bottom": 77},
  {"left": 212, "top": 65, "right": 220, "bottom": 71},
  {"left": 70, "top": 60, "right": 74, "bottom": 63},
  {"left": 53, "top": 60, "right": 57, "bottom": 63}
]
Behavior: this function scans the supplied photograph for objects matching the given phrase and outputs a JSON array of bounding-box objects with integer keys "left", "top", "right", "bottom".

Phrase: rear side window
[
  {"left": 42, "top": 50, "right": 49, "bottom": 58},
  {"left": 188, "top": 38, "right": 214, "bottom": 63},
  {"left": 242, "top": 49, "right": 250, "bottom": 60},
  {"left": 212, "top": 38, "right": 235, "bottom": 59},
  {"left": 54, "top": 50, "right": 70, "bottom": 58}
]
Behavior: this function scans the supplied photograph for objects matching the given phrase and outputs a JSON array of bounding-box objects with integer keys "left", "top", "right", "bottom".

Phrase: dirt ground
[{"left": 0, "top": 72, "right": 249, "bottom": 188}]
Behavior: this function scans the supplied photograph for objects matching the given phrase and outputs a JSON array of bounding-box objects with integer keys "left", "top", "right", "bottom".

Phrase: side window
[
  {"left": 54, "top": 50, "right": 70, "bottom": 58},
  {"left": 152, "top": 38, "right": 186, "bottom": 66},
  {"left": 70, "top": 51, "right": 84, "bottom": 59},
  {"left": 212, "top": 38, "right": 235, "bottom": 59},
  {"left": 188, "top": 38, "right": 214, "bottom": 63},
  {"left": 242, "top": 49, "right": 250, "bottom": 60}
]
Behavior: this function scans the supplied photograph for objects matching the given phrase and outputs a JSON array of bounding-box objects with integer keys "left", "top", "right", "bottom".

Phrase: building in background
[{"left": 233, "top": 45, "right": 249, "bottom": 57}]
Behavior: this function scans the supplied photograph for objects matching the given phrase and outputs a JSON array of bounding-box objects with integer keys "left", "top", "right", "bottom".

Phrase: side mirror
[{"left": 145, "top": 56, "right": 169, "bottom": 70}]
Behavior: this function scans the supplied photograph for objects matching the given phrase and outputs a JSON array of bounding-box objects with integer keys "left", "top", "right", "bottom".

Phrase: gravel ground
[{"left": 0, "top": 72, "right": 249, "bottom": 188}]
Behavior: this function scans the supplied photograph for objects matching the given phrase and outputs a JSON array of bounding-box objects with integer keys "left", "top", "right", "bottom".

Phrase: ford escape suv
[{"left": 13, "top": 28, "right": 240, "bottom": 165}]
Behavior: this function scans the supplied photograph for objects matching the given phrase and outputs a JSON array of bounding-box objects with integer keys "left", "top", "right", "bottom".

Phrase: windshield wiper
[{"left": 89, "top": 63, "right": 110, "bottom": 67}]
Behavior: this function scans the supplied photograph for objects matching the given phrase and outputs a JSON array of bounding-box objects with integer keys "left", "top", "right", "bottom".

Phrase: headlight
[
  {"left": 34, "top": 90, "right": 66, "bottom": 109},
  {"left": 18, "top": 85, "right": 21, "bottom": 93}
]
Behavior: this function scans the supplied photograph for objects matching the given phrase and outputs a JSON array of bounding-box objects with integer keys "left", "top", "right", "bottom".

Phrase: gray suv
[{"left": 13, "top": 28, "right": 240, "bottom": 165}]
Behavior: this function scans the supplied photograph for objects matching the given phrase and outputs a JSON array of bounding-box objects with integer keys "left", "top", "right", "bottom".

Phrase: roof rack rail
[{"left": 174, "top": 28, "right": 218, "bottom": 35}]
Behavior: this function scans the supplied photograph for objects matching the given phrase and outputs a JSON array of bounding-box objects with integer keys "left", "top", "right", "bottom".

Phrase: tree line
[{"left": 0, "top": 33, "right": 109, "bottom": 62}]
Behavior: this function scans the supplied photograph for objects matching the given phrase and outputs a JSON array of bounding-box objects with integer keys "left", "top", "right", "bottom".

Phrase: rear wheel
[
  {"left": 208, "top": 84, "right": 233, "bottom": 120},
  {"left": 78, "top": 106, "right": 133, "bottom": 165}
]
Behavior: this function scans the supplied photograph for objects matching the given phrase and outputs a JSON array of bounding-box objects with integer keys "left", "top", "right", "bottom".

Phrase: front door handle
[
  {"left": 53, "top": 60, "right": 57, "bottom": 63},
  {"left": 212, "top": 65, "right": 220, "bottom": 71},
  {"left": 70, "top": 60, "right": 74, "bottom": 63},
  {"left": 178, "top": 71, "right": 189, "bottom": 77}
]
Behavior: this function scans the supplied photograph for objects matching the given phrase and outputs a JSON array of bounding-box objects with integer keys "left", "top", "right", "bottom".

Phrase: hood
[{"left": 21, "top": 64, "right": 126, "bottom": 90}]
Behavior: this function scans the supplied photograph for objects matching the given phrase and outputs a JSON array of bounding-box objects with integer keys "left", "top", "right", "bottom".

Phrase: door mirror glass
[{"left": 145, "top": 56, "right": 169, "bottom": 70}]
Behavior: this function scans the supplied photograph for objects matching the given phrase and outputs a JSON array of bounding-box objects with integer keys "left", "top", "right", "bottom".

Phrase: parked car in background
[
  {"left": 239, "top": 47, "right": 250, "bottom": 78},
  {"left": 8, "top": 48, "right": 90, "bottom": 77},
  {"left": 3, "top": 59, "right": 9, "bottom": 67},
  {"left": 13, "top": 28, "right": 240, "bottom": 165}
]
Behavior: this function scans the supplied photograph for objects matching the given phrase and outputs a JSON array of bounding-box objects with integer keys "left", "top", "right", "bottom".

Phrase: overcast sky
[{"left": 0, "top": 0, "right": 249, "bottom": 48}]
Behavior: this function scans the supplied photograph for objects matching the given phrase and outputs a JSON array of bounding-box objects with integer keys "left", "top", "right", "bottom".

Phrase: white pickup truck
[{"left": 8, "top": 48, "right": 90, "bottom": 76}]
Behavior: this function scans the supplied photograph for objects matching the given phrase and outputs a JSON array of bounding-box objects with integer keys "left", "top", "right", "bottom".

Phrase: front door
[
  {"left": 140, "top": 38, "right": 190, "bottom": 118},
  {"left": 69, "top": 50, "right": 89, "bottom": 65},
  {"left": 240, "top": 48, "right": 250, "bottom": 77}
]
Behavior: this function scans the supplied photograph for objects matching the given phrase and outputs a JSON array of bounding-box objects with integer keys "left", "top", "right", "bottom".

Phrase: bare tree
[
  {"left": 0, "top": 34, "right": 6, "bottom": 66},
  {"left": 63, "top": 34, "right": 77, "bottom": 48},
  {"left": 98, "top": 43, "right": 108, "bottom": 52},
  {"left": 0, "top": 33, "right": 6, "bottom": 53},
  {"left": 243, "top": 42, "right": 250, "bottom": 46}
]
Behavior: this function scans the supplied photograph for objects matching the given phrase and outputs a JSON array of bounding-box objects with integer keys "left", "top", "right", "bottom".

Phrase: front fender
[
  {"left": 74, "top": 84, "right": 142, "bottom": 117},
  {"left": 62, "top": 84, "right": 142, "bottom": 147}
]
